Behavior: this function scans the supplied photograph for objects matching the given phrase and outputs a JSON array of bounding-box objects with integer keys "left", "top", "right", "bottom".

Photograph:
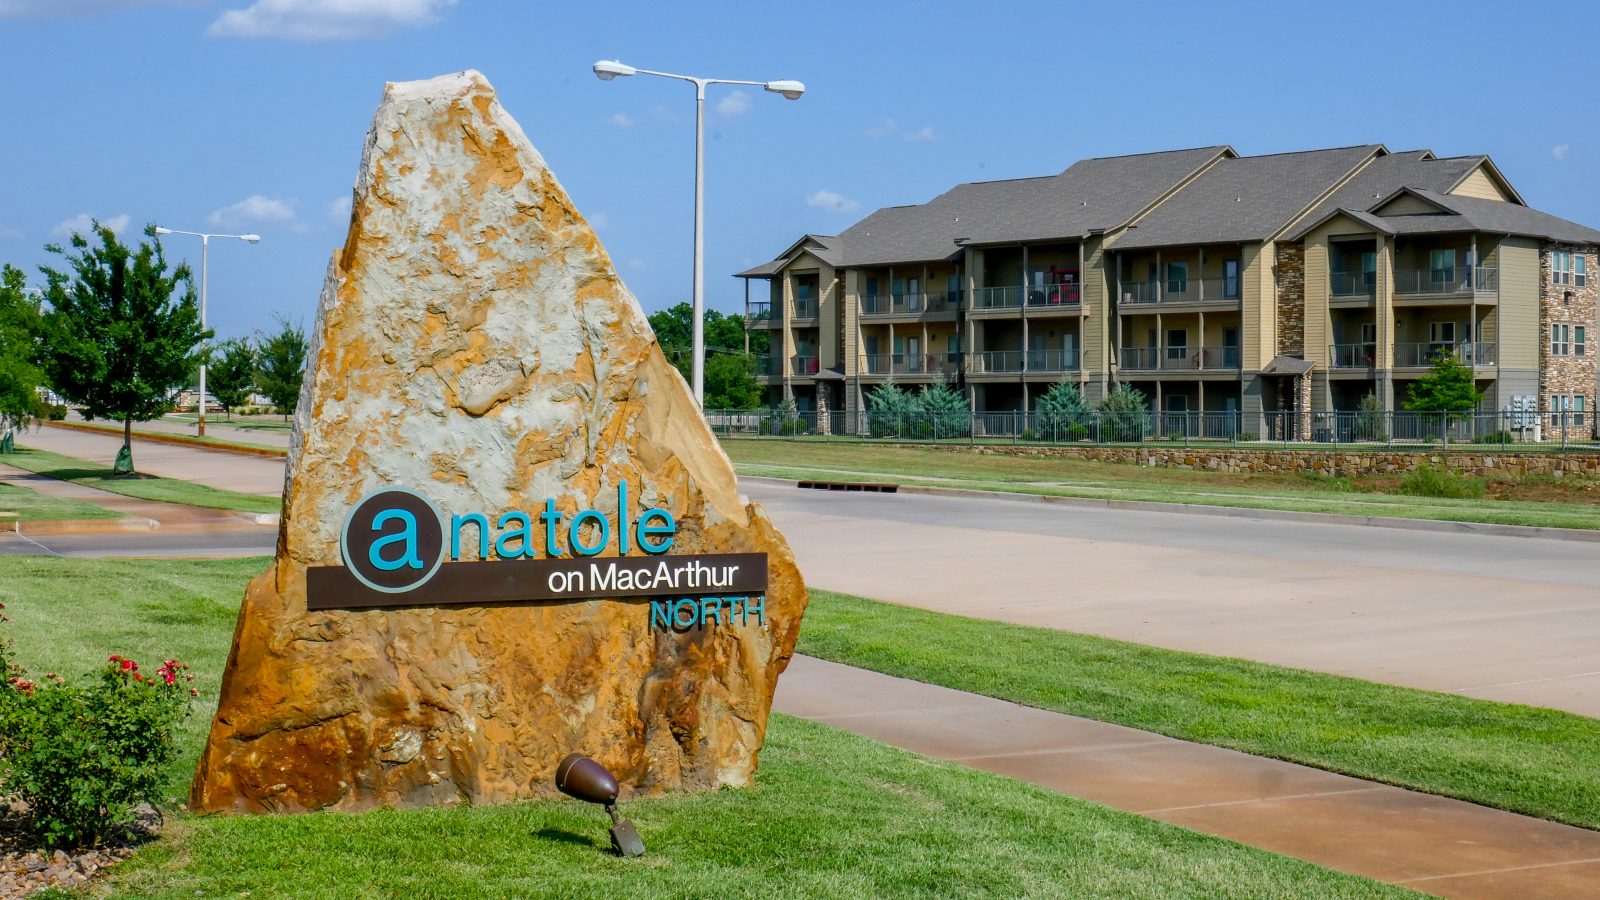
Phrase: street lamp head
[
  {"left": 239, "top": 234, "right": 261, "bottom": 244},
  {"left": 592, "top": 60, "right": 636, "bottom": 81},
  {"left": 764, "top": 79, "right": 805, "bottom": 100},
  {"left": 153, "top": 226, "right": 174, "bottom": 235}
]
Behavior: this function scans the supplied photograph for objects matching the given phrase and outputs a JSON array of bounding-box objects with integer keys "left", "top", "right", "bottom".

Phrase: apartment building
[{"left": 736, "top": 144, "right": 1600, "bottom": 435}]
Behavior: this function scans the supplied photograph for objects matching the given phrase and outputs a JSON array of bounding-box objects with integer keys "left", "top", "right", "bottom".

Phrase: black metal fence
[{"left": 703, "top": 409, "right": 1600, "bottom": 452}]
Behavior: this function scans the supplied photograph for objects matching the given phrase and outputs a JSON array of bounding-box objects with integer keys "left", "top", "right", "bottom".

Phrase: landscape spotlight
[{"left": 554, "top": 753, "right": 645, "bottom": 857}]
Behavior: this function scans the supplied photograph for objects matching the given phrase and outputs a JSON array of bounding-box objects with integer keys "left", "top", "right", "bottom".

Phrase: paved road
[
  {"left": 10, "top": 429, "right": 1600, "bottom": 716},
  {"left": 743, "top": 480, "right": 1600, "bottom": 717}
]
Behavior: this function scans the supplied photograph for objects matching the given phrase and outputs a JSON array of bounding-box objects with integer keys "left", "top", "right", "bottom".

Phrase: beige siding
[
  {"left": 1082, "top": 237, "right": 1107, "bottom": 373},
  {"left": 1302, "top": 234, "right": 1331, "bottom": 366},
  {"left": 1498, "top": 237, "right": 1541, "bottom": 370},
  {"left": 1450, "top": 165, "right": 1513, "bottom": 202},
  {"left": 841, "top": 269, "right": 860, "bottom": 378},
  {"left": 1374, "top": 194, "right": 1442, "bottom": 216},
  {"left": 1375, "top": 236, "right": 1394, "bottom": 370},
  {"left": 1241, "top": 241, "right": 1272, "bottom": 369}
]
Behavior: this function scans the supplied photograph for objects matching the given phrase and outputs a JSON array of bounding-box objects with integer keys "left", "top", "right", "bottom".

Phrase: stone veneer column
[{"left": 1540, "top": 245, "right": 1599, "bottom": 440}]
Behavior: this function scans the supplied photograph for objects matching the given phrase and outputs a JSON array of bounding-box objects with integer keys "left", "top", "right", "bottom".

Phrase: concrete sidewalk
[
  {"left": 21, "top": 426, "right": 284, "bottom": 495},
  {"left": 776, "top": 655, "right": 1600, "bottom": 899},
  {"left": 0, "top": 462, "right": 273, "bottom": 531}
]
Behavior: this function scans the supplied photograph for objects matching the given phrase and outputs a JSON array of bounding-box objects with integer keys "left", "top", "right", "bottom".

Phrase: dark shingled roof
[
  {"left": 1408, "top": 190, "right": 1600, "bottom": 244},
  {"left": 1113, "top": 145, "right": 1382, "bottom": 249},
  {"left": 734, "top": 234, "right": 843, "bottom": 277},
  {"left": 737, "top": 146, "right": 1231, "bottom": 275},
  {"left": 1285, "top": 153, "right": 1490, "bottom": 240}
]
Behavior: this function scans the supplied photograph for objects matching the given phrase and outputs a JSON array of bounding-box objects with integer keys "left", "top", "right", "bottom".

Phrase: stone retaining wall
[{"left": 927, "top": 442, "right": 1600, "bottom": 478}]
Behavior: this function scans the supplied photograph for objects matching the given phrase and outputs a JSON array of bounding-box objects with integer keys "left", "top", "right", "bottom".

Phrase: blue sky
[{"left": 1, "top": 0, "right": 1595, "bottom": 341}]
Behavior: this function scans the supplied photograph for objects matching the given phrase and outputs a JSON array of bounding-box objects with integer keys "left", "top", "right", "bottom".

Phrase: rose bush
[{"left": 0, "top": 604, "right": 197, "bottom": 848}]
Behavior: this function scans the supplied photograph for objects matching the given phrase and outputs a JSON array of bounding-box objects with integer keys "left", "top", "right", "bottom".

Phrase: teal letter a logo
[{"left": 369, "top": 509, "right": 424, "bottom": 571}]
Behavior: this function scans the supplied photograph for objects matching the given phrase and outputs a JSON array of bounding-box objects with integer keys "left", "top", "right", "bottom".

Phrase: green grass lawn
[
  {"left": 0, "top": 480, "right": 122, "bottom": 522},
  {"left": 724, "top": 441, "right": 1600, "bottom": 530},
  {"left": 0, "top": 557, "right": 1407, "bottom": 898},
  {"left": 4, "top": 447, "right": 280, "bottom": 515},
  {"left": 800, "top": 590, "right": 1600, "bottom": 832}
]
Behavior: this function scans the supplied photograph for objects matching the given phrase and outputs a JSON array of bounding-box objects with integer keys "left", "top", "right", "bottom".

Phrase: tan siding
[
  {"left": 1375, "top": 236, "right": 1394, "bottom": 371},
  {"left": 1082, "top": 237, "right": 1106, "bottom": 373},
  {"left": 1374, "top": 194, "right": 1442, "bottom": 216},
  {"left": 1450, "top": 166, "right": 1513, "bottom": 202},
  {"left": 1303, "top": 237, "right": 1330, "bottom": 366},
  {"left": 1241, "top": 241, "right": 1271, "bottom": 369},
  {"left": 817, "top": 262, "right": 838, "bottom": 369},
  {"left": 1498, "top": 237, "right": 1540, "bottom": 369},
  {"left": 841, "top": 269, "right": 860, "bottom": 378}
]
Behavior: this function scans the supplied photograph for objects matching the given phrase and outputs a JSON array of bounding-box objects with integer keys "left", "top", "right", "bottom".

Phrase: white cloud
[
  {"left": 714, "top": 90, "right": 751, "bottom": 119},
  {"left": 52, "top": 213, "right": 130, "bottom": 238},
  {"left": 325, "top": 195, "right": 352, "bottom": 223},
  {"left": 207, "top": 0, "right": 456, "bottom": 41},
  {"left": 0, "top": 226, "right": 22, "bottom": 240},
  {"left": 1553, "top": 143, "right": 1570, "bottom": 161},
  {"left": 207, "top": 195, "right": 302, "bottom": 231},
  {"left": 625, "top": 258, "right": 648, "bottom": 270},
  {"left": 866, "top": 118, "right": 898, "bottom": 139},
  {"left": 588, "top": 212, "right": 610, "bottom": 230},
  {"left": 648, "top": 103, "right": 681, "bottom": 124},
  {"left": 902, "top": 126, "right": 939, "bottom": 143},
  {"left": 608, "top": 112, "right": 634, "bottom": 128},
  {"left": 0, "top": 0, "right": 195, "bottom": 19},
  {"left": 806, "top": 190, "right": 860, "bottom": 213}
]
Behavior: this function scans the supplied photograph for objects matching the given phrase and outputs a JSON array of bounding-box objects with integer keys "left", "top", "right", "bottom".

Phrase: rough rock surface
[{"left": 190, "top": 70, "right": 806, "bottom": 814}]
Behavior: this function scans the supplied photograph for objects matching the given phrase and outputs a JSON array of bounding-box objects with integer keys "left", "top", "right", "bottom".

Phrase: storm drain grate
[{"left": 796, "top": 481, "right": 899, "bottom": 494}]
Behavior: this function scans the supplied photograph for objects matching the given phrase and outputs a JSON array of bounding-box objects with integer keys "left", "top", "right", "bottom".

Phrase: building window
[
  {"left": 1223, "top": 259, "right": 1240, "bottom": 299},
  {"left": 1167, "top": 262, "right": 1188, "bottom": 296},
  {"left": 1166, "top": 328, "right": 1188, "bottom": 361},
  {"left": 1552, "top": 250, "right": 1585, "bottom": 286},
  {"left": 1430, "top": 249, "right": 1456, "bottom": 284},
  {"left": 1551, "top": 323, "right": 1586, "bottom": 356},
  {"left": 1362, "top": 252, "right": 1377, "bottom": 287},
  {"left": 1552, "top": 394, "right": 1587, "bottom": 428}
]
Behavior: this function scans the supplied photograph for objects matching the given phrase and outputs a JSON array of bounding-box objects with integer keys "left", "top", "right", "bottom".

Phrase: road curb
[
  {"left": 14, "top": 517, "right": 159, "bottom": 536},
  {"left": 742, "top": 476, "right": 1600, "bottom": 544},
  {"left": 44, "top": 421, "right": 288, "bottom": 459}
]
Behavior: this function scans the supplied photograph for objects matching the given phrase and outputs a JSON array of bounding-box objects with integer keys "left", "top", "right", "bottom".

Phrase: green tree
[
  {"left": 256, "top": 316, "right": 308, "bottom": 419},
  {"left": 915, "top": 382, "right": 969, "bottom": 438},
  {"left": 866, "top": 383, "right": 915, "bottom": 438},
  {"left": 207, "top": 337, "right": 258, "bottom": 420},
  {"left": 1354, "top": 392, "right": 1386, "bottom": 442},
  {"left": 1097, "top": 383, "right": 1149, "bottom": 442},
  {"left": 0, "top": 265, "right": 46, "bottom": 448},
  {"left": 1404, "top": 351, "right": 1483, "bottom": 415},
  {"left": 36, "top": 224, "right": 208, "bottom": 474},
  {"left": 704, "top": 352, "right": 764, "bottom": 410},
  {"left": 646, "top": 301, "right": 769, "bottom": 384},
  {"left": 1035, "top": 380, "right": 1089, "bottom": 439}
]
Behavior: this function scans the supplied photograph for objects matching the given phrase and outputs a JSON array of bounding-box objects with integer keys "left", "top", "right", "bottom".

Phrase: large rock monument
[{"left": 190, "top": 71, "right": 807, "bottom": 814}]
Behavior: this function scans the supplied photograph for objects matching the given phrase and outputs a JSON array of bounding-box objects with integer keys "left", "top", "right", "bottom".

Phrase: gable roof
[
  {"left": 736, "top": 146, "right": 1231, "bottom": 275},
  {"left": 734, "top": 233, "right": 843, "bottom": 277},
  {"left": 1289, "top": 185, "right": 1600, "bottom": 245},
  {"left": 1112, "top": 144, "right": 1383, "bottom": 249}
]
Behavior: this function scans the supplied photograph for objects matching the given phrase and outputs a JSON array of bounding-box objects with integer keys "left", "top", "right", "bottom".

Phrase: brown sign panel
[{"left": 307, "top": 552, "right": 769, "bottom": 611}]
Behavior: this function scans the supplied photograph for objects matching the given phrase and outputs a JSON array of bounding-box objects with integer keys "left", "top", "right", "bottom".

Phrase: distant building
[{"left": 739, "top": 145, "right": 1598, "bottom": 437}]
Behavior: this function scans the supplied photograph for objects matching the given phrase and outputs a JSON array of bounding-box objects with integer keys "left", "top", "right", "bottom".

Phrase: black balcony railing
[
  {"left": 790, "top": 355, "right": 819, "bottom": 375},
  {"left": 1119, "top": 346, "right": 1240, "bottom": 370},
  {"left": 859, "top": 291, "right": 960, "bottom": 316},
  {"left": 1393, "top": 266, "right": 1498, "bottom": 296}
]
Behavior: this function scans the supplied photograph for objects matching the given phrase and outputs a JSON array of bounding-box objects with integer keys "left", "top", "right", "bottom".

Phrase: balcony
[
  {"left": 970, "top": 349, "right": 1081, "bottom": 374},
  {"left": 970, "top": 284, "right": 1082, "bottom": 312},
  {"left": 753, "top": 354, "right": 776, "bottom": 378},
  {"left": 792, "top": 300, "right": 818, "bottom": 319},
  {"left": 1394, "top": 342, "right": 1497, "bottom": 368},
  {"left": 1393, "top": 266, "right": 1498, "bottom": 298},
  {"left": 1119, "top": 346, "right": 1241, "bottom": 371},
  {"left": 863, "top": 353, "right": 961, "bottom": 376},
  {"left": 746, "top": 301, "right": 776, "bottom": 326},
  {"left": 1329, "top": 343, "right": 1377, "bottom": 368},
  {"left": 1329, "top": 273, "right": 1377, "bottom": 299},
  {"left": 1117, "top": 277, "right": 1241, "bottom": 307},
  {"left": 859, "top": 291, "right": 960, "bottom": 317},
  {"left": 790, "top": 355, "right": 820, "bottom": 376}
]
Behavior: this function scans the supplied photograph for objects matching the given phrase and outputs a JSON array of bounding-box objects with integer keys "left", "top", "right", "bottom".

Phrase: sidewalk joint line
[
  {"left": 1138, "top": 786, "right": 1386, "bottom": 814},
  {"left": 1398, "top": 856, "right": 1600, "bottom": 884}
]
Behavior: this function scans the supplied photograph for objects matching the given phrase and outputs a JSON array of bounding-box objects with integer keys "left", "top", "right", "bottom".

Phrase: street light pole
[
  {"left": 592, "top": 60, "right": 804, "bottom": 408},
  {"left": 152, "top": 227, "right": 260, "bottom": 436}
]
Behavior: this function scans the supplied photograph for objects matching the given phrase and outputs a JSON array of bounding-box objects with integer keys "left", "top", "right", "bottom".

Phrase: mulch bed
[{"left": 0, "top": 800, "right": 159, "bottom": 897}]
